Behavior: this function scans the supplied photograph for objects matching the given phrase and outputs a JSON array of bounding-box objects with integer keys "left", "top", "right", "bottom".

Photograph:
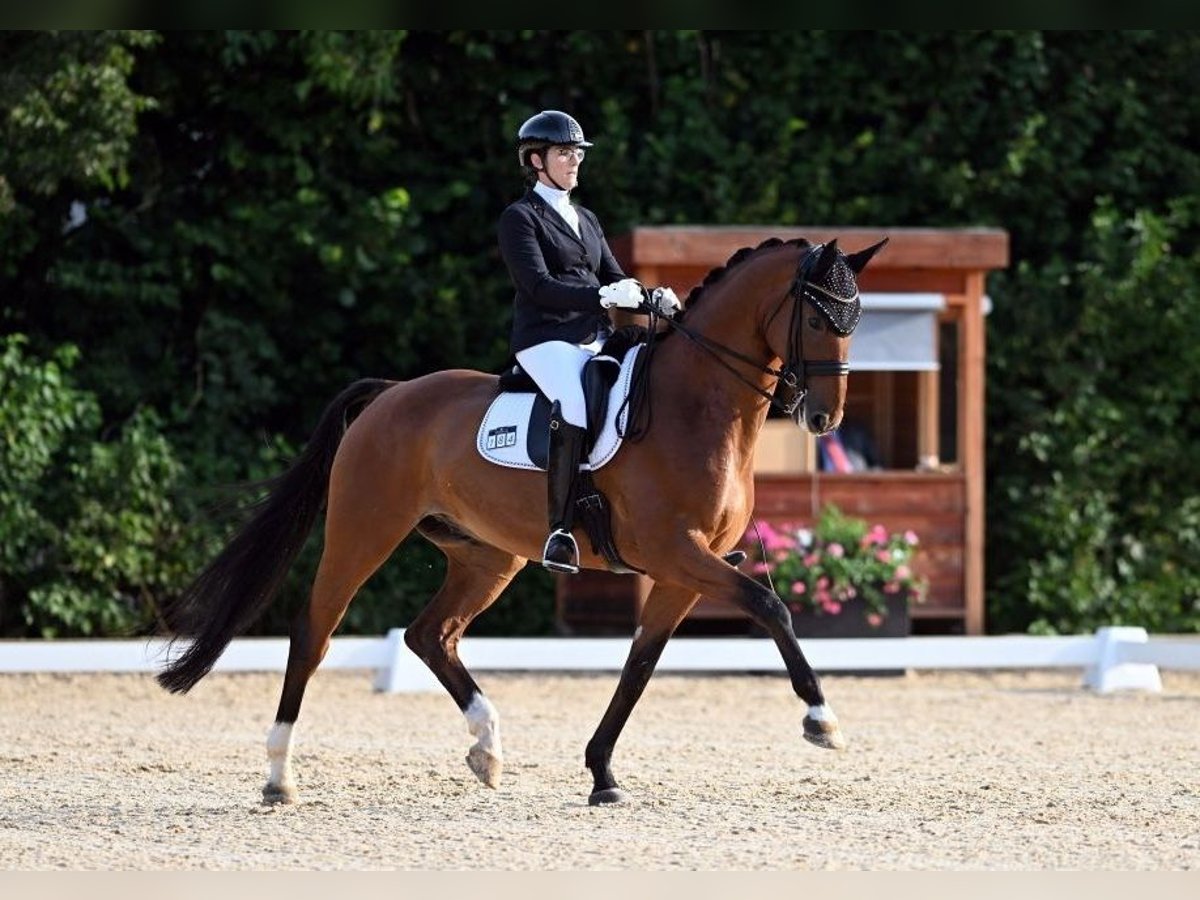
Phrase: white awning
[{"left": 849, "top": 293, "right": 944, "bottom": 371}]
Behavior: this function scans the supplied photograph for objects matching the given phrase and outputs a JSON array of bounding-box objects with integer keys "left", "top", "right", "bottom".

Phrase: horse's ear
[
  {"left": 845, "top": 237, "right": 889, "bottom": 275},
  {"left": 811, "top": 238, "right": 840, "bottom": 279}
]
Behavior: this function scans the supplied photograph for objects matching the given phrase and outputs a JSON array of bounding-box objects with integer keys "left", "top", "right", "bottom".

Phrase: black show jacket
[{"left": 498, "top": 188, "right": 627, "bottom": 354}]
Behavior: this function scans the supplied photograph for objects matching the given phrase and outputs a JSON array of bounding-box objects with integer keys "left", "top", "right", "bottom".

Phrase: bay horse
[{"left": 157, "top": 236, "right": 886, "bottom": 806}]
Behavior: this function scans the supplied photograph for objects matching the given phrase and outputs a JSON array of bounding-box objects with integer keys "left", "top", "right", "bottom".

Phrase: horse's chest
[
  {"left": 688, "top": 462, "right": 754, "bottom": 524},
  {"left": 715, "top": 474, "right": 754, "bottom": 526}
]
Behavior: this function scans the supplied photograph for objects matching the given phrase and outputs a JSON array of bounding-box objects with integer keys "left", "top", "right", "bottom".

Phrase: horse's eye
[{"left": 808, "top": 316, "right": 823, "bottom": 331}]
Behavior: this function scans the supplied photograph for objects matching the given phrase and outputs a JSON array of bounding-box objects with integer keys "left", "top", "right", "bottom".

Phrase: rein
[
  {"left": 615, "top": 297, "right": 782, "bottom": 442},
  {"left": 657, "top": 295, "right": 804, "bottom": 414},
  {"left": 617, "top": 244, "right": 856, "bottom": 440},
  {"left": 645, "top": 245, "right": 852, "bottom": 420}
]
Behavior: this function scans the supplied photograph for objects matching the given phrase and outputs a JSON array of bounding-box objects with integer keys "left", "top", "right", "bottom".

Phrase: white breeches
[{"left": 515, "top": 338, "right": 602, "bottom": 428}]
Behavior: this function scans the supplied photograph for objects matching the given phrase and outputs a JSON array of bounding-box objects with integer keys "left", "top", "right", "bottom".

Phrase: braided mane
[{"left": 681, "top": 236, "right": 812, "bottom": 314}]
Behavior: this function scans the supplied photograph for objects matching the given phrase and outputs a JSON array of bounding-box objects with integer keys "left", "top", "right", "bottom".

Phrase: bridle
[{"left": 645, "top": 243, "right": 859, "bottom": 418}]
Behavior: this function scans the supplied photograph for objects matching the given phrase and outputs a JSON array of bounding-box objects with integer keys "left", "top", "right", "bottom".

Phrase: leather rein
[{"left": 643, "top": 243, "right": 853, "bottom": 417}]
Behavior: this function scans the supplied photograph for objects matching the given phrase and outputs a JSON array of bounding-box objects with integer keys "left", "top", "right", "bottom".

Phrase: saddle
[
  {"left": 477, "top": 327, "right": 646, "bottom": 573},
  {"left": 480, "top": 326, "right": 646, "bottom": 472}
]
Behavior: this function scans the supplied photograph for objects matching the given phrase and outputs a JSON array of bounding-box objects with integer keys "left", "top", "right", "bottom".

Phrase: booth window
[
  {"left": 758, "top": 292, "right": 973, "bottom": 474},
  {"left": 849, "top": 293, "right": 943, "bottom": 371}
]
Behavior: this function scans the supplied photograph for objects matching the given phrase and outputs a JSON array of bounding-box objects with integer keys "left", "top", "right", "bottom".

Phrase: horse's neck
[
  {"left": 653, "top": 249, "right": 795, "bottom": 461},
  {"left": 664, "top": 248, "right": 794, "bottom": 404}
]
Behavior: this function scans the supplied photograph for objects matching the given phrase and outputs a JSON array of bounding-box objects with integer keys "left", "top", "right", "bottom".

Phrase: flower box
[
  {"left": 788, "top": 590, "right": 910, "bottom": 639},
  {"left": 743, "top": 504, "right": 925, "bottom": 639}
]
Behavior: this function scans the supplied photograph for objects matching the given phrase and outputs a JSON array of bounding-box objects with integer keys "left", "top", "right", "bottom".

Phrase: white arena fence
[{"left": 1, "top": 627, "right": 1197, "bottom": 694}]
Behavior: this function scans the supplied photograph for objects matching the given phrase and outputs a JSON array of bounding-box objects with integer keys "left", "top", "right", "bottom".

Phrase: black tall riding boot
[{"left": 542, "top": 402, "right": 587, "bottom": 574}]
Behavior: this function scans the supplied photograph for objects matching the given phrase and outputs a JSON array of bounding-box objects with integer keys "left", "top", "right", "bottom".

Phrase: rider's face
[{"left": 537, "top": 144, "right": 583, "bottom": 190}]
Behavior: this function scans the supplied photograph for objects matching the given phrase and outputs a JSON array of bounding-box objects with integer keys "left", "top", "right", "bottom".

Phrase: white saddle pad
[{"left": 477, "top": 345, "right": 642, "bottom": 472}]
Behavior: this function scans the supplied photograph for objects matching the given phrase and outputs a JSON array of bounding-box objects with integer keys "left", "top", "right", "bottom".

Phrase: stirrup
[{"left": 541, "top": 528, "right": 580, "bottom": 574}]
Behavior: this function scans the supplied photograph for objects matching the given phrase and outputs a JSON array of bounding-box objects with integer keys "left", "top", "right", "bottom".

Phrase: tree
[{"left": 2, "top": 31, "right": 1198, "bottom": 636}]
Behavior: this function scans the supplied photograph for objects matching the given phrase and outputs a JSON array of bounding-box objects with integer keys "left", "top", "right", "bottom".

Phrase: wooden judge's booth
[{"left": 555, "top": 226, "right": 1009, "bottom": 636}]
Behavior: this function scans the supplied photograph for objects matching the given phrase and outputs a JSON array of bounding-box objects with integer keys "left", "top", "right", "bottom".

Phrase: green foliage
[
  {"left": 987, "top": 202, "right": 1200, "bottom": 634},
  {"left": 0, "top": 335, "right": 200, "bottom": 636},
  {"left": 0, "top": 31, "right": 156, "bottom": 207},
  {"left": 2, "top": 30, "right": 1199, "bottom": 636}
]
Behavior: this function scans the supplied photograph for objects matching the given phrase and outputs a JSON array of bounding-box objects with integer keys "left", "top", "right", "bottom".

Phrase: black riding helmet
[{"left": 516, "top": 110, "right": 593, "bottom": 170}]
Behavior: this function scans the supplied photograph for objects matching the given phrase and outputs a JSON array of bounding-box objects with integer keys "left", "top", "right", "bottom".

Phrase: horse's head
[{"left": 765, "top": 238, "right": 887, "bottom": 434}]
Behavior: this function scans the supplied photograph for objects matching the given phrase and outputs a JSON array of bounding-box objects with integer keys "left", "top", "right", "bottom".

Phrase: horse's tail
[{"left": 156, "top": 378, "right": 394, "bottom": 694}]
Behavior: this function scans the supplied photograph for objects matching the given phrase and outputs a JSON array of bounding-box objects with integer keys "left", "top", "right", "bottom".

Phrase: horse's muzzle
[{"left": 806, "top": 410, "right": 832, "bottom": 434}]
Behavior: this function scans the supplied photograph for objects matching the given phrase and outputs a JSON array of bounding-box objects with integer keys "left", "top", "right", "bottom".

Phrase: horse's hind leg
[
  {"left": 264, "top": 512, "right": 419, "bottom": 805},
  {"left": 584, "top": 583, "right": 698, "bottom": 805},
  {"left": 403, "top": 528, "right": 524, "bottom": 789}
]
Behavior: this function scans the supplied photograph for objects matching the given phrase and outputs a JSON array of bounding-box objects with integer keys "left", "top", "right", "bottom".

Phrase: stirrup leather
[{"left": 541, "top": 527, "right": 580, "bottom": 574}]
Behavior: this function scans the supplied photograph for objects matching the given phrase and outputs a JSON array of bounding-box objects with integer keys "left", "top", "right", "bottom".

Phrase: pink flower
[
  {"left": 866, "top": 612, "right": 884, "bottom": 628},
  {"left": 817, "top": 576, "right": 829, "bottom": 590},
  {"left": 894, "top": 564, "right": 911, "bottom": 580},
  {"left": 772, "top": 550, "right": 790, "bottom": 563},
  {"left": 823, "top": 600, "right": 842, "bottom": 615},
  {"left": 790, "top": 581, "right": 806, "bottom": 595},
  {"left": 844, "top": 586, "right": 857, "bottom": 599},
  {"left": 756, "top": 522, "right": 789, "bottom": 552},
  {"left": 804, "top": 553, "right": 819, "bottom": 567},
  {"left": 904, "top": 530, "right": 919, "bottom": 545},
  {"left": 752, "top": 561, "right": 770, "bottom": 574},
  {"left": 763, "top": 530, "right": 794, "bottom": 552},
  {"left": 876, "top": 550, "right": 891, "bottom": 563},
  {"left": 828, "top": 542, "right": 844, "bottom": 559},
  {"left": 883, "top": 581, "right": 900, "bottom": 594}
]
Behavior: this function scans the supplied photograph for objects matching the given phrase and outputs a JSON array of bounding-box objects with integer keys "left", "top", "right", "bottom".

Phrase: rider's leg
[
  {"left": 542, "top": 401, "right": 586, "bottom": 572},
  {"left": 515, "top": 341, "right": 594, "bottom": 573}
]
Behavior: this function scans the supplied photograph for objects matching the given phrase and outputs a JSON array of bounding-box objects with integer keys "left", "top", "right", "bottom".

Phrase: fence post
[
  {"left": 1083, "top": 627, "right": 1162, "bottom": 693},
  {"left": 371, "top": 628, "right": 440, "bottom": 693}
]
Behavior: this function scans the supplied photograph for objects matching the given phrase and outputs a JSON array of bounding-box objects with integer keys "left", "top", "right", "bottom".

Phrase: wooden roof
[{"left": 610, "top": 226, "right": 1010, "bottom": 272}]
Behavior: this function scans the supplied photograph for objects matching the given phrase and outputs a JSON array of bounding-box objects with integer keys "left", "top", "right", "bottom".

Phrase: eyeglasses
[{"left": 551, "top": 146, "right": 586, "bottom": 162}]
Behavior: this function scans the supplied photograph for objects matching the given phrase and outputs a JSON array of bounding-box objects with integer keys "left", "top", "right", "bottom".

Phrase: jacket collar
[{"left": 524, "top": 188, "right": 587, "bottom": 248}]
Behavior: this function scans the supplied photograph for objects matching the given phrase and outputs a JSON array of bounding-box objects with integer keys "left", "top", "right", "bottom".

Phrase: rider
[{"left": 498, "top": 109, "right": 681, "bottom": 574}]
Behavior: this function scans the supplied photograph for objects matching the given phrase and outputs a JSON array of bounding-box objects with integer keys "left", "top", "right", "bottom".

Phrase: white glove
[
  {"left": 598, "top": 278, "right": 643, "bottom": 309},
  {"left": 650, "top": 286, "right": 682, "bottom": 316}
]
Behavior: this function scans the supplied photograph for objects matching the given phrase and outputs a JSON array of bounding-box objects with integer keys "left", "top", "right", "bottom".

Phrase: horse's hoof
[
  {"left": 262, "top": 782, "right": 297, "bottom": 805},
  {"left": 588, "top": 787, "right": 631, "bottom": 806},
  {"left": 466, "top": 745, "right": 502, "bottom": 788},
  {"left": 803, "top": 716, "right": 848, "bottom": 751}
]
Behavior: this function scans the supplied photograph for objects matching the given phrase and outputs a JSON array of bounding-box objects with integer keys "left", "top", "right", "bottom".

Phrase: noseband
[{"left": 651, "top": 243, "right": 859, "bottom": 417}]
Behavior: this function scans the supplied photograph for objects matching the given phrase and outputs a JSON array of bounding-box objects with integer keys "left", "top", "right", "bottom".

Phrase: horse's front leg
[
  {"left": 584, "top": 582, "right": 698, "bottom": 805},
  {"left": 666, "top": 545, "right": 847, "bottom": 751}
]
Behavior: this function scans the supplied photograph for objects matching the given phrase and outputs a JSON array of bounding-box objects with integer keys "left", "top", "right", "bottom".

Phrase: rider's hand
[
  {"left": 598, "top": 278, "right": 644, "bottom": 310},
  {"left": 650, "top": 286, "right": 682, "bottom": 317}
]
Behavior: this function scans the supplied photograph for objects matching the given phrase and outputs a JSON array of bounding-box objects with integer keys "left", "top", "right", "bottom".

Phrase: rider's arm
[
  {"left": 585, "top": 210, "right": 628, "bottom": 286},
  {"left": 498, "top": 206, "right": 606, "bottom": 312}
]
